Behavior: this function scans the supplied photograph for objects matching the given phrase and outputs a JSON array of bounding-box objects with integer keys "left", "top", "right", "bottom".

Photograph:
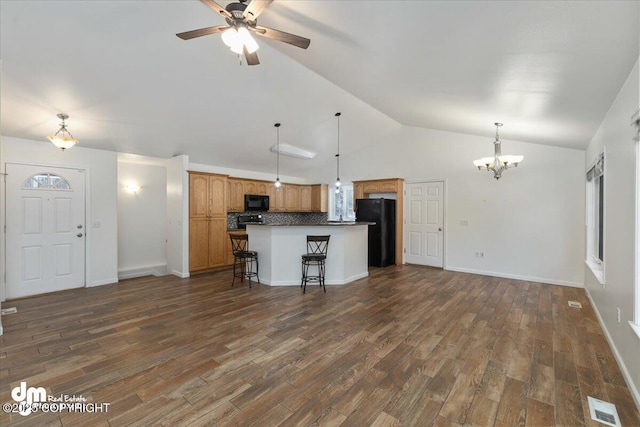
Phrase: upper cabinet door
[
  {"left": 244, "top": 181, "right": 257, "bottom": 195},
  {"left": 190, "top": 173, "right": 210, "bottom": 218},
  {"left": 256, "top": 182, "right": 269, "bottom": 196},
  {"left": 209, "top": 175, "right": 227, "bottom": 216},
  {"left": 300, "top": 186, "right": 312, "bottom": 211}
]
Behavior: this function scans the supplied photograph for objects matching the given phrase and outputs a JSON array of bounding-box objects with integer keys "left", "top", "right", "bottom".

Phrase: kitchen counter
[{"left": 246, "top": 223, "right": 369, "bottom": 286}]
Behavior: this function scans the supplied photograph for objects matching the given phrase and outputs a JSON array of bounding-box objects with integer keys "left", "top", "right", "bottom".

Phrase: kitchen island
[{"left": 246, "top": 222, "right": 370, "bottom": 286}]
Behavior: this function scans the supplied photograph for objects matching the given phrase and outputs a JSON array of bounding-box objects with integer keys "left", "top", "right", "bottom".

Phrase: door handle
[{"left": 77, "top": 233, "right": 83, "bottom": 237}]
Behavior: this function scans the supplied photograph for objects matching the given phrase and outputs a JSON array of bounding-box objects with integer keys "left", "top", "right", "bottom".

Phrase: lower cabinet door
[
  {"left": 189, "top": 219, "right": 210, "bottom": 271},
  {"left": 208, "top": 218, "right": 227, "bottom": 268}
]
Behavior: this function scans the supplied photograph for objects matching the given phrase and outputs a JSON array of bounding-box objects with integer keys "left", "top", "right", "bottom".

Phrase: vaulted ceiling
[{"left": 1, "top": 1, "right": 638, "bottom": 177}]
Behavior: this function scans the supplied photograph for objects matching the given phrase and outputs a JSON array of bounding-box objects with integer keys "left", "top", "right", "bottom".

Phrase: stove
[{"left": 237, "top": 214, "right": 265, "bottom": 229}]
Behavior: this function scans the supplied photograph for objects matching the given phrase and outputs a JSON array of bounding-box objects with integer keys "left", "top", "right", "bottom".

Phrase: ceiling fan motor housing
[{"left": 226, "top": 2, "right": 250, "bottom": 23}]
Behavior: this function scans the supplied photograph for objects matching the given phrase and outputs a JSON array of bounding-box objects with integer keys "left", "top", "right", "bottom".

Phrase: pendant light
[
  {"left": 274, "top": 123, "right": 282, "bottom": 189},
  {"left": 47, "top": 113, "right": 79, "bottom": 150},
  {"left": 334, "top": 112, "right": 342, "bottom": 194},
  {"left": 473, "top": 123, "right": 524, "bottom": 180}
]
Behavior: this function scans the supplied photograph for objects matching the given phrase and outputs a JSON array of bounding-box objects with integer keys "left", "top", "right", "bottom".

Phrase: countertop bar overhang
[{"left": 246, "top": 223, "right": 371, "bottom": 286}]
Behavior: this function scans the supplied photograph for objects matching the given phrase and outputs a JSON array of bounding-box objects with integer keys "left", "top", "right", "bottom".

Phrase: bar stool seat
[
  {"left": 230, "top": 234, "right": 259, "bottom": 288},
  {"left": 301, "top": 235, "right": 330, "bottom": 293}
]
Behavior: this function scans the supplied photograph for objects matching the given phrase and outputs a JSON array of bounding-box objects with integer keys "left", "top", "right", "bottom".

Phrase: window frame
[
  {"left": 633, "top": 115, "right": 640, "bottom": 337},
  {"left": 328, "top": 184, "right": 355, "bottom": 221},
  {"left": 586, "top": 153, "right": 605, "bottom": 284}
]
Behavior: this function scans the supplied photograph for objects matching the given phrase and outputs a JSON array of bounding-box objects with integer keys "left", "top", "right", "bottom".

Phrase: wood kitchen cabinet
[
  {"left": 285, "top": 185, "right": 301, "bottom": 211},
  {"left": 268, "top": 184, "right": 286, "bottom": 211},
  {"left": 354, "top": 182, "right": 364, "bottom": 200},
  {"left": 244, "top": 180, "right": 256, "bottom": 196},
  {"left": 255, "top": 181, "right": 269, "bottom": 196},
  {"left": 227, "top": 178, "right": 245, "bottom": 212},
  {"left": 352, "top": 178, "right": 404, "bottom": 266},
  {"left": 189, "top": 172, "right": 229, "bottom": 272},
  {"left": 311, "top": 184, "right": 328, "bottom": 212},
  {"left": 299, "top": 185, "right": 312, "bottom": 211}
]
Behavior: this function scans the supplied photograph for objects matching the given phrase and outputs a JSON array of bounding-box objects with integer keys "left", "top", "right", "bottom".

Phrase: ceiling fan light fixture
[
  {"left": 238, "top": 27, "right": 259, "bottom": 53},
  {"left": 47, "top": 113, "right": 78, "bottom": 150},
  {"left": 221, "top": 27, "right": 238, "bottom": 47}
]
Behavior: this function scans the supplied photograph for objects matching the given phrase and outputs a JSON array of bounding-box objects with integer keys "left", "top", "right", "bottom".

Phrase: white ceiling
[{"left": 1, "top": 1, "right": 638, "bottom": 177}]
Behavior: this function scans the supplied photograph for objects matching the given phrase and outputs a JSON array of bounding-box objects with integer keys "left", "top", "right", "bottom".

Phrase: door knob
[
  {"left": 77, "top": 233, "right": 83, "bottom": 237},
  {"left": 77, "top": 224, "right": 83, "bottom": 229},
  {"left": 439, "top": 228, "right": 442, "bottom": 231}
]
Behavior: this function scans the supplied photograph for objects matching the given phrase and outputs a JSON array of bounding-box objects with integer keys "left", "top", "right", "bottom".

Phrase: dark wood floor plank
[{"left": 0, "top": 265, "right": 638, "bottom": 427}]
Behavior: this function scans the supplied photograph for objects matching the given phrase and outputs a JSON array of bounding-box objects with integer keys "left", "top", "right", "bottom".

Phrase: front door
[
  {"left": 405, "top": 181, "right": 444, "bottom": 268},
  {"left": 6, "top": 164, "right": 86, "bottom": 299}
]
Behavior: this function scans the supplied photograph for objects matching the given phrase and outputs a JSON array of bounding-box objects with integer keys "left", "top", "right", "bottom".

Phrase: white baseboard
[
  {"left": 118, "top": 264, "right": 168, "bottom": 280},
  {"left": 445, "top": 266, "right": 584, "bottom": 288},
  {"left": 171, "top": 270, "right": 190, "bottom": 279},
  {"left": 88, "top": 277, "right": 119, "bottom": 287},
  {"left": 584, "top": 287, "right": 640, "bottom": 411}
]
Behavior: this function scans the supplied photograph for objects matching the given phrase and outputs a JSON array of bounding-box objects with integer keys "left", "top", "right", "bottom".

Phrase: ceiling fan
[{"left": 176, "top": 0, "right": 311, "bottom": 66}]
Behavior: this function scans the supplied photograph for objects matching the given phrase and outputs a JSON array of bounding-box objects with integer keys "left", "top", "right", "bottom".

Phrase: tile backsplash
[{"left": 227, "top": 212, "right": 328, "bottom": 229}]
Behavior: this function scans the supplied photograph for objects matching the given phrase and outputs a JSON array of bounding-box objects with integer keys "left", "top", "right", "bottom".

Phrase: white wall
[
  {"left": 166, "top": 155, "right": 189, "bottom": 278},
  {"left": 0, "top": 136, "right": 118, "bottom": 297},
  {"left": 117, "top": 157, "right": 167, "bottom": 278},
  {"left": 584, "top": 59, "right": 640, "bottom": 405},
  {"left": 309, "top": 125, "right": 586, "bottom": 287}
]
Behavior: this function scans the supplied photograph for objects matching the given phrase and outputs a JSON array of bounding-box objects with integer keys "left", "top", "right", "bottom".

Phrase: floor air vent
[
  {"left": 1, "top": 307, "right": 17, "bottom": 315},
  {"left": 568, "top": 301, "right": 582, "bottom": 308},
  {"left": 588, "top": 396, "right": 621, "bottom": 427}
]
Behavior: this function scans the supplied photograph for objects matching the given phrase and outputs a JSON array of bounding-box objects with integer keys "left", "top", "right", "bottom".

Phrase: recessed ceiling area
[{"left": 1, "top": 1, "right": 638, "bottom": 177}]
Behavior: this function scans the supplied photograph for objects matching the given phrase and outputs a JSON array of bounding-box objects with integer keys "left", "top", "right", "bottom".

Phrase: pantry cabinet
[{"left": 189, "top": 172, "right": 228, "bottom": 272}]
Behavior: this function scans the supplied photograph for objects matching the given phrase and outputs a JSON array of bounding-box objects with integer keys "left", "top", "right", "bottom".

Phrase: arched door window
[{"left": 23, "top": 173, "right": 71, "bottom": 190}]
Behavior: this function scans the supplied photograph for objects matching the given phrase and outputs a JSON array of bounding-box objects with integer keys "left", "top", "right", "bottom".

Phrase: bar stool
[
  {"left": 230, "top": 234, "right": 259, "bottom": 288},
  {"left": 301, "top": 235, "right": 330, "bottom": 293}
]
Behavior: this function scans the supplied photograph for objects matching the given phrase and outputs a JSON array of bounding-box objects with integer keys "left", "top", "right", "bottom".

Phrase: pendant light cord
[{"left": 335, "top": 112, "right": 341, "bottom": 182}]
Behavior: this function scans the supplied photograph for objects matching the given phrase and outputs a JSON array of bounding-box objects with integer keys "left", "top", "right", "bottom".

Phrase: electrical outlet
[{"left": 617, "top": 307, "right": 621, "bottom": 323}]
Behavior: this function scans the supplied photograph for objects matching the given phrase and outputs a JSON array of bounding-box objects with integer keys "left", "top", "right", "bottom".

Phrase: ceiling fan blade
[
  {"left": 176, "top": 25, "right": 228, "bottom": 40},
  {"left": 243, "top": 0, "right": 274, "bottom": 21},
  {"left": 244, "top": 47, "right": 260, "bottom": 66},
  {"left": 199, "top": 0, "right": 233, "bottom": 19},
  {"left": 254, "top": 25, "right": 310, "bottom": 49}
]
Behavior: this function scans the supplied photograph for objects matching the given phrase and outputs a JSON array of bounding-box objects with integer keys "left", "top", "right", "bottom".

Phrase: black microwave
[{"left": 244, "top": 194, "right": 269, "bottom": 211}]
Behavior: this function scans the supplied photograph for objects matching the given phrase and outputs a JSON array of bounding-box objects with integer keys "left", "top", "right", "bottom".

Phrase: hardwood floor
[{"left": 1, "top": 265, "right": 638, "bottom": 426}]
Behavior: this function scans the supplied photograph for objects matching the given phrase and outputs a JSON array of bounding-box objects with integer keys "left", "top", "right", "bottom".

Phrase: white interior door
[
  {"left": 405, "top": 181, "right": 444, "bottom": 267},
  {"left": 6, "top": 164, "right": 86, "bottom": 299}
]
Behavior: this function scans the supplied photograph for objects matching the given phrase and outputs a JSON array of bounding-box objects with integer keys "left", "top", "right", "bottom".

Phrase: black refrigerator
[{"left": 355, "top": 198, "right": 396, "bottom": 267}]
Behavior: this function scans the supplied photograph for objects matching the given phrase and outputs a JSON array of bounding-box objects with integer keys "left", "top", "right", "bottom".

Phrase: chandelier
[
  {"left": 47, "top": 113, "right": 79, "bottom": 150},
  {"left": 473, "top": 123, "right": 523, "bottom": 179}
]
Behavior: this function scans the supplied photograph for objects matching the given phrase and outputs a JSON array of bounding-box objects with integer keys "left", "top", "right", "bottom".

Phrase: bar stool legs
[
  {"left": 301, "top": 235, "right": 330, "bottom": 293},
  {"left": 230, "top": 234, "right": 259, "bottom": 288}
]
